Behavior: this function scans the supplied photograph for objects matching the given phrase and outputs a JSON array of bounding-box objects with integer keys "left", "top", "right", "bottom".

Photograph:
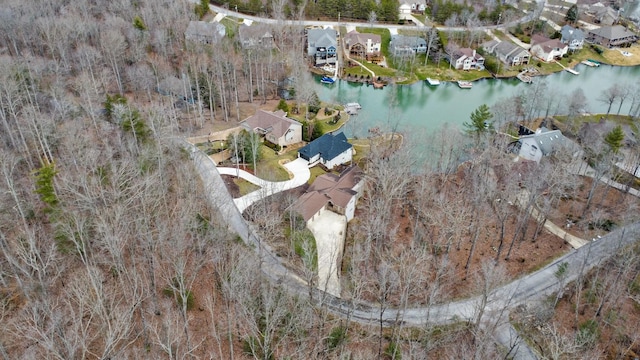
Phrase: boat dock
[
  {"left": 426, "top": 78, "right": 440, "bottom": 86},
  {"left": 516, "top": 70, "right": 533, "bottom": 83},
  {"left": 344, "top": 102, "right": 361, "bottom": 115},
  {"left": 554, "top": 60, "right": 579, "bottom": 75}
]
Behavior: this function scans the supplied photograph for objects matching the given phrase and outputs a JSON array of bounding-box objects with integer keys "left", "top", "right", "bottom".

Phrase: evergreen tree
[
  {"left": 604, "top": 125, "right": 624, "bottom": 154},
  {"left": 463, "top": 104, "right": 493, "bottom": 143},
  {"left": 565, "top": 4, "right": 578, "bottom": 24}
]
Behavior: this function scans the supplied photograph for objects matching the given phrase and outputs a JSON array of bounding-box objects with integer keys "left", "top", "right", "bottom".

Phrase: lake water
[{"left": 314, "top": 64, "right": 640, "bottom": 138}]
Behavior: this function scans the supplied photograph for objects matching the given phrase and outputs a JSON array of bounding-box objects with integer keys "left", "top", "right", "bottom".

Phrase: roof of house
[
  {"left": 308, "top": 28, "right": 337, "bottom": 48},
  {"left": 561, "top": 25, "right": 585, "bottom": 42},
  {"left": 294, "top": 165, "right": 363, "bottom": 221},
  {"left": 519, "top": 128, "right": 565, "bottom": 156},
  {"left": 344, "top": 30, "right": 381, "bottom": 47},
  {"left": 531, "top": 35, "right": 567, "bottom": 52},
  {"left": 185, "top": 21, "right": 226, "bottom": 40},
  {"left": 588, "top": 25, "right": 637, "bottom": 40},
  {"left": 298, "top": 132, "right": 352, "bottom": 161},
  {"left": 493, "top": 41, "right": 529, "bottom": 58},
  {"left": 390, "top": 35, "right": 426, "bottom": 49},
  {"left": 239, "top": 23, "right": 274, "bottom": 45},
  {"left": 240, "top": 110, "right": 301, "bottom": 139},
  {"left": 452, "top": 47, "right": 483, "bottom": 60}
]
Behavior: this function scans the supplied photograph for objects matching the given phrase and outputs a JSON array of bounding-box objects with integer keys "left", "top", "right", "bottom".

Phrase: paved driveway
[
  {"left": 218, "top": 158, "right": 310, "bottom": 212},
  {"left": 307, "top": 211, "right": 346, "bottom": 297}
]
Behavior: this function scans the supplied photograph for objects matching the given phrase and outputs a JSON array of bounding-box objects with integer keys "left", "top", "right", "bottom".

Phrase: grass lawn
[
  {"left": 308, "top": 166, "right": 327, "bottom": 185},
  {"left": 255, "top": 145, "right": 298, "bottom": 181},
  {"left": 343, "top": 66, "right": 372, "bottom": 77},
  {"left": 360, "top": 61, "right": 396, "bottom": 78},
  {"left": 234, "top": 178, "right": 261, "bottom": 196},
  {"left": 356, "top": 27, "right": 391, "bottom": 58},
  {"left": 220, "top": 17, "right": 241, "bottom": 38}
]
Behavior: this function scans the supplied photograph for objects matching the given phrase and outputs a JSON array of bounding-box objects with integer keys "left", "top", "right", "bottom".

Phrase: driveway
[
  {"left": 307, "top": 211, "right": 346, "bottom": 297},
  {"left": 218, "top": 157, "right": 310, "bottom": 212}
]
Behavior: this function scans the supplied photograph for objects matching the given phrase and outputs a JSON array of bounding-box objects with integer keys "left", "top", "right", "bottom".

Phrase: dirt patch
[{"left": 546, "top": 176, "right": 640, "bottom": 241}]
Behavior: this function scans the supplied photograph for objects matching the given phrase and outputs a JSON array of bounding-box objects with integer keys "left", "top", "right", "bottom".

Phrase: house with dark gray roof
[
  {"left": 307, "top": 28, "right": 338, "bottom": 66},
  {"left": 483, "top": 40, "right": 530, "bottom": 67},
  {"left": 560, "top": 25, "right": 585, "bottom": 51},
  {"left": 389, "top": 35, "right": 427, "bottom": 56},
  {"left": 294, "top": 165, "right": 364, "bottom": 223},
  {"left": 516, "top": 128, "right": 565, "bottom": 163},
  {"left": 240, "top": 110, "right": 302, "bottom": 148},
  {"left": 298, "top": 132, "right": 353, "bottom": 169},
  {"left": 185, "top": 21, "right": 226, "bottom": 44},
  {"left": 587, "top": 25, "right": 638, "bottom": 48},
  {"left": 238, "top": 23, "right": 275, "bottom": 49}
]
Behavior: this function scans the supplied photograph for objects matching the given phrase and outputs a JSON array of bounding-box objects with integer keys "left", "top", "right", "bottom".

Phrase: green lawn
[
  {"left": 357, "top": 27, "right": 391, "bottom": 58},
  {"left": 234, "top": 178, "right": 261, "bottom": 196},
  {"left": 308, "top": 166, "right": 327, "bottom": 185},
  {"left": 255, "top": 145, "right": 298, "bottom": 181},
  {"left": 360, "top": 62, "right": 396, "bottom": 78}
]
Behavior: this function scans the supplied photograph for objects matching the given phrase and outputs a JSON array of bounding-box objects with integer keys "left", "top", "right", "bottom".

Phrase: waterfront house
[
  {"left": 483, "top": 40, "right": 530, "bottom": 67},
  {"left": 185, "top": 21, "right": 226, "bottom": 44},
  {"left": 389, "top": 35, "right": 427, "bottom": 56},
  {"left": 516, "top": 128, "right": 565, "bottom": 163},
  {"left": 560, "top": 25, "right": 585, "bottom": 51},
  {"left": 307, "top": 28, "right": 338, "bottom": 66},
  {"left": 449, "top": 47, "right": 485, "bottom": 70},
  {"left": 530, "top": 35, "right": 568, "bottom": 62},
  {"left": 238, "top": 23, "right": 275, "bottom": 49},
  {"left": 240, "top": 110, "right": 302, "bottom": 148},
  {"left": 294, "top": 165, "right": 364, "bottom": 223},
  {"left": 587, "top": 25, "right": 638, "bottom": 48},
  {"left": 298, "top": 132, "right": 353, "bottom": 169},
  {"left": 344, "top": 30, "right": 382, "bottom": 62}
]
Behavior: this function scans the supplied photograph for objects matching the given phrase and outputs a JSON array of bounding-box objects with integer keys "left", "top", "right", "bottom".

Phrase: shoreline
[{"left": 334, "top": 43, "right": 640, "bottom": 86}]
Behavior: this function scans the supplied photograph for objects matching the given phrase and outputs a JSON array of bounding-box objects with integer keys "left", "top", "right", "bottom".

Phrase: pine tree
[
  {"left": 565, "top": 4, "right": 578, "bottom": 24},
  {"left": 463, "top": 104, "right": 493, "bottom": 144},
  {"left": 604, "top": 125, "right": 624, "bottom": 154}
]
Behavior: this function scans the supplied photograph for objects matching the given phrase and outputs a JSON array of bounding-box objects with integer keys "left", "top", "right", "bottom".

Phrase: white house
[
  {"left": 449, "top": 47, "right": 485, "bottom": 70},
  {"left": 530, "top": 35, "right": 568, "bottom": 62},
  {"left": 399, "top": 0, "right": 426, "bottom": 18},
  {"left": 297, "top": 132, "right": 353, "bottom": 169},
  {"left": 517, "top": 128, "right": 565, "bottom": 163},
  {"left": 560, "top": 25, "right": 585, "bottom": 51}
]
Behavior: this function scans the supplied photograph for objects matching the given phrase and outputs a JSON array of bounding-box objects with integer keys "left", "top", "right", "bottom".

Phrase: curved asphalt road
[{"left": 188, "top": 143, "right": 640, "bottom": 326}]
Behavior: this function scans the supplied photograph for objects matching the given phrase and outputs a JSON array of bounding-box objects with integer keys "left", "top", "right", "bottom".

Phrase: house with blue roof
[{"left": 298, "top": 133, "right": 353, "bottom": 169}]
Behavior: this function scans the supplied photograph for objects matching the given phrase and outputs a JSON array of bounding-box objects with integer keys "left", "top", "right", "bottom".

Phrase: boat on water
[
  {"left": 581, "top": 59, "right": 600, "bottom": 67},
  {"left": 320, "top": 76, "right": 335, "bottom": 84},
  {"left": 345, "top": 102, "right": 361, "bottom": 110},
  {"left": 457, "top": 80, "right": 473, "bottom": 89},
  {"left": 426, "top": 78, "right": 440, "bottom": 86}
]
